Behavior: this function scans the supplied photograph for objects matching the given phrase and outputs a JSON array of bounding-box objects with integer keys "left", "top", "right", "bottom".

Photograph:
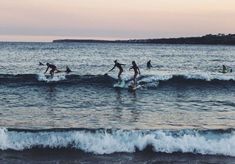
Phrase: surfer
[
  {"left": 65, "top": 66, "right": 72, "bottom": 74},
  {"left": 147, "top": 60, "right": 152, "bottom": 69},
  {"left": 129, "top": 61, "right": 141, "bottom": 85},
  {"left": 44, "top": 63, "right": 59, "bottom": 77},
  {"left": 108, "top": 60, "right": 125, "bottom": 82},
  {"left": 222, "top": 65, "right": 232, "bottom": 73},
  {"left": 222, "top": 65, "right": 227, "bottom": 73}
]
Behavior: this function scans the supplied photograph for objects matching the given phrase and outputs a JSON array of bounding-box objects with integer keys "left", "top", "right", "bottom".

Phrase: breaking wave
[
  {"left": 0, "top": 128, "right": 235, "bottom": 156},
  {"left": 0, "top": 73, "right": 234, "bottom": 88}
]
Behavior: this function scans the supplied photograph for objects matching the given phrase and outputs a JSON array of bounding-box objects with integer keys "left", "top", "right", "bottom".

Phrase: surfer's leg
[
  {"left": 50, "top": 69, "right": 55, "bottom": 77},
  {"left": 133, "top": 73, "right": 137, "bottom": 85},
  {"left": 118, "top": 70, "right": 123, "bottom": 82},
  {"left": 55, "top": 69, "right": 62, "bottom": 73}
]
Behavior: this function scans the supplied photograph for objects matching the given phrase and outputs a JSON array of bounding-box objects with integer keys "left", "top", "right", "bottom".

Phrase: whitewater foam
[
  {"left": 37, "top": 73, "right": 67, "bottom": 82},
  {"left": 0, "top": 72, "right": 234, "bottom": 88},
  {"left": 0, "top": 128, "right": 234, "bottom": 156}
]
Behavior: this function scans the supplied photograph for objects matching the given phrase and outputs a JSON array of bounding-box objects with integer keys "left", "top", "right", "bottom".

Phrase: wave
[
  {"left": 0, "top": 128, "right": 235, "bottom": 156},
  {"left": 0, "top": 73, "right": 234, "bottom": 88},
  {"left": 0, "top": 73, "right": 115, "bottom": 85}
]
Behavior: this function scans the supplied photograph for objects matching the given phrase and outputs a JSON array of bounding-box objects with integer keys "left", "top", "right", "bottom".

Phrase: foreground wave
[
  {"left": 0, "top": 128, "right": 235, "bottom": 156},
  {"left": 0, "top": 73, "right": 235, "bottom": 88}
]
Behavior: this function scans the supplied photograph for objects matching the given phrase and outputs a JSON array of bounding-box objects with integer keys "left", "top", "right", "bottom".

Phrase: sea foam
[
  {"left": 37, "top": 73, "right": 66, "bottom": 82},
  {"left": 0, "top": 128, "right": 234, "bottom": 156}
]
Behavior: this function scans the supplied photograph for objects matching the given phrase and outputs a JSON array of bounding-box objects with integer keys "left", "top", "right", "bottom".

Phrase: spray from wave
[
  {"left": 36, "top": 73, "right": 67, "bottom": 82},
  {"left": 0, "top": 128, "right": 235, "bottom": 156}
]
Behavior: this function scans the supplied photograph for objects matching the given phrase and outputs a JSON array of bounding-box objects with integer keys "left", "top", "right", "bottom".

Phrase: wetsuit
[
  {"left": 130, "top": 64, "right": 140, "bottom": 85},
  {"left": 109, "top": 62, "right": 124, "bottom": 81},
  {"left": 147, "top": 61, "right": 152, "bottom": 69},
  {"left": 45, "top": 64, "right": 57, "bottom": 77}
]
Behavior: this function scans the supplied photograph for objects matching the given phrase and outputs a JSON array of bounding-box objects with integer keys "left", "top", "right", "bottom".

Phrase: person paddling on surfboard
[
  {"left": 108, "top": 60, "right": 125, "bottom": 82},
  {"left": 44, "top": 63, "right": 59, "bottom": 77},
  {"left": 129, "top": 61, "right": 141, "bottom": 86},
  {"left": 222, "top": 65, "right": 232, "bottom": 73},
  {"left": 147, "top": 60, "right": 152, "bottom": 69}
]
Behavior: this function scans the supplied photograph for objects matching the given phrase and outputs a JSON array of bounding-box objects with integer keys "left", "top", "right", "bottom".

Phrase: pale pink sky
[{"left": 0, "top": 0, "right": 235, "bottom": 41}]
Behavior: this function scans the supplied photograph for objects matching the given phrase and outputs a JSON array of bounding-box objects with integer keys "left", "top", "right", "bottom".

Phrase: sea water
[{"left": 0, "top": 42, "right": 235, "bottom": 163}]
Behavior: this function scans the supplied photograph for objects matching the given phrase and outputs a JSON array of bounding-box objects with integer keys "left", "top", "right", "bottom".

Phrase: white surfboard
[{"left": 113, "top": 80, "right": 126, "bottom": 88}]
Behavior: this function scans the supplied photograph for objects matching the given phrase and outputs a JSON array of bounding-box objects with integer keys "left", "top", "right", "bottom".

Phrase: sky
[{"left": 0, "top": 0, "right": 235, "bottom": 42}]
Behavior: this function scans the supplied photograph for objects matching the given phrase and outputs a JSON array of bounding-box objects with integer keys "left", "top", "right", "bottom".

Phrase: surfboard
[
  {"left": 113, "top": 80, "right": 126, "bottom": 88},
  {"left": 219, "top": 70, "right": 228, "bottom": 74},
  {"left": 128, "top": 84, "right": 142, "bottom": 92},
  {"left": 45, "top": 74, "right": 53, "bottom": 79}
]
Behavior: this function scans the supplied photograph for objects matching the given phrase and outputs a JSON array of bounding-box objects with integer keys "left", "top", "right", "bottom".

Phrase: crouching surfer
[
  {"left": 44, "top": 63, "right": 72, "bottom": 77},
  {"left": 44, "top": 63, "right": 59, "bottom": 77}
]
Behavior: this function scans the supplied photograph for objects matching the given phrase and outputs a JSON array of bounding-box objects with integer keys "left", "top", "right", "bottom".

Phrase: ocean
[{"left": 0, "top": 42, "right": 235, "bottom": 163}]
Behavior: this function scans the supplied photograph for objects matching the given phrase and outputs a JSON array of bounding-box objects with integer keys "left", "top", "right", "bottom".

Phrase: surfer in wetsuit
[
  {"left": 108, "top": 60, "right": 125, "bottom": 82},
  {"left": 65, "top": 66, "right": 72, "bottom": 74},
  {"left": 147, "top": 60, "right": 152, "bottom": 69},
  {"left": 222, "top": 65, "right": 227, "bottom": 73},
  {"left": 44, "top": 63, "right": 58, "bottom": 77},
  {"left": 222, "top": 65, "right": 233, "bottom": 73},
  {"left": 129, "top": 61, "right": 141, "bottom": 85}
]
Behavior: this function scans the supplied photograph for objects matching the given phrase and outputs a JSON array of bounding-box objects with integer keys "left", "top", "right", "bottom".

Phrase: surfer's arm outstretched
[
  {"left": 44, "top": 66, "right": 49, "bottom": 74},
  {"left": 108, "top": 65, "right": 116, "bottom": 72}
]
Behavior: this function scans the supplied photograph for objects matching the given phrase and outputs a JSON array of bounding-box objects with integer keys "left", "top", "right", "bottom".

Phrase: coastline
[{"left": 53, "top": 34, "right": 235, "bottom": 45}]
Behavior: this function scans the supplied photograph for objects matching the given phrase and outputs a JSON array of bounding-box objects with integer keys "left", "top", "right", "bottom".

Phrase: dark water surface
[{"left": 0, "top": 42, "right": 235, "bottom": 163}]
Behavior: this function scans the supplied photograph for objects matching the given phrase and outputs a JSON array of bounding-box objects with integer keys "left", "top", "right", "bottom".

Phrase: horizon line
[{"left": 1, "top": 33, "right": 234, "bottom": 43}]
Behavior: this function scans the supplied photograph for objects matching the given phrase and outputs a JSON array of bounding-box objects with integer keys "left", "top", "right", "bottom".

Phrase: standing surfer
[
  {"left": 108, "top": 60, "right": 125, "bottom": 82},
  {"left": 129, "top": 61, "right": 141, "bottom": 86}
]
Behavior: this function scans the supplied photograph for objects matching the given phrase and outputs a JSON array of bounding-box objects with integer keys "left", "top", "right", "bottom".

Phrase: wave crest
[
  {"left": 0, "top": 73, "right": 234, "bottom": 88},
  {"left": 0, "top": 128, "right": 235, "bottom": 156}
]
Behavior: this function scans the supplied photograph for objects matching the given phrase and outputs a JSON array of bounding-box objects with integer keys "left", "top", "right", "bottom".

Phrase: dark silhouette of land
[{"left": 53, "top": 34, "right": 235, "bottom": 45}]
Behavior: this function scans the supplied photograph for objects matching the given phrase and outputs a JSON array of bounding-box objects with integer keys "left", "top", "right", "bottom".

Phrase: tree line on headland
[{"left": 53, "top": 34, "right": 235, "bottom": 45}]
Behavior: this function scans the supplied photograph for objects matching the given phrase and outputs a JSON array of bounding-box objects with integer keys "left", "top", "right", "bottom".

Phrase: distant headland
[{"left": 53, "top": 34, "right": 235, "bottom": 45}]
